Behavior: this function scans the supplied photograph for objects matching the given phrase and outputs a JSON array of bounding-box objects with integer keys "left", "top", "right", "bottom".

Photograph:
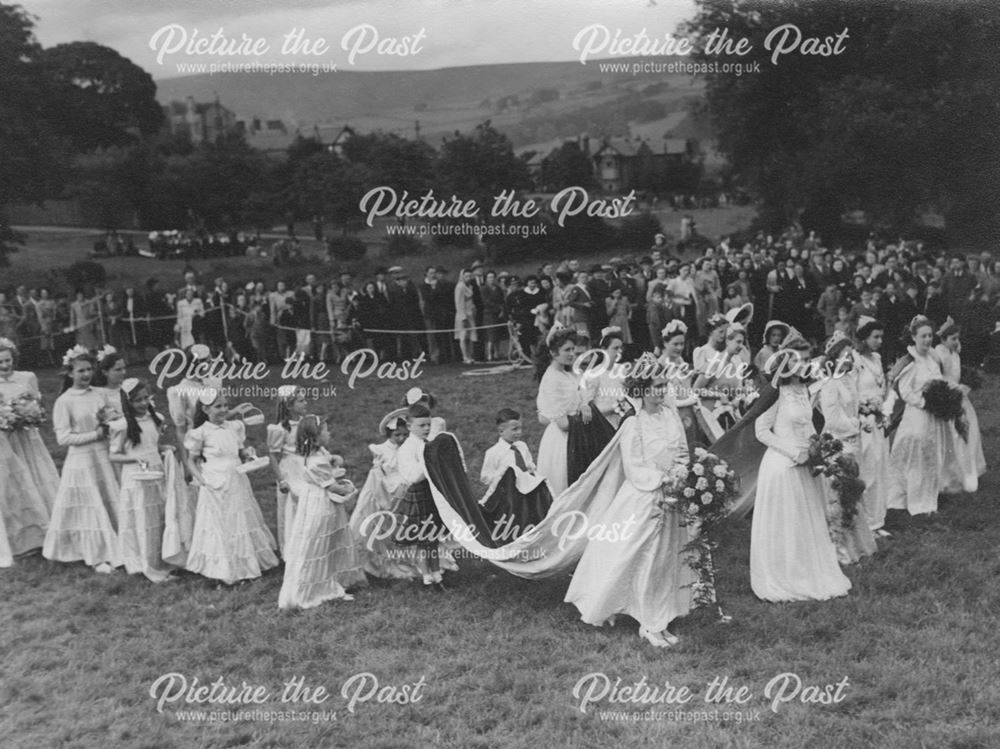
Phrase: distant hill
[{"left": 155, "top": 58, "right": 709, "bottom": 148}]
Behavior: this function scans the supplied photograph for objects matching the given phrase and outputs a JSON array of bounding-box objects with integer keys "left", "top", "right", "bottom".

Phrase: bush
[
  {"left": 386, "top": 234, "right": 425, "bottom": 257},
  {"left": 325, "top": 235, "right": 367, "bottom": 261},
  {"left": 65, "top": 260, "right": 106, "bottom": 291}
]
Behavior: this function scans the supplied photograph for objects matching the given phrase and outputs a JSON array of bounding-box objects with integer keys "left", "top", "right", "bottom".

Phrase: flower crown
[
  {"left": 0, "top": 336, "right": 17, "bottom": 353},
  {"left": 545, "top": 320, "right": 568, "bottom": 347},
  {"left": 661, "top": 319, "right": 687, "bottom": 338},
  {"left": 277, "top": 384, "right": 299, "bottom": 400},
  {"left": 122, "top": 378, "right": 141, "bottom": 396},
  {"left": 97, "top": 344, "right": 118, "bottom": 362},
  {"left": 823, "top": 330, "right": 850, "bottom": 356},
  {"left": 62, "top": 345, "right": 90, "bottom": 368}
]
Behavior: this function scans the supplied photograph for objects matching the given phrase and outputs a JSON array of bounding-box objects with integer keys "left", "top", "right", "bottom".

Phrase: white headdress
[
  {"left": 121, "top": 378, "right": 141, "bottom": 396},
  {"left": 545, "top": 320, "right": 568, "bottom": 347},
  {"left": 97, "top": 344, "right": 118, "bottom": 362},
  {"left": 661, "top": 319, "right": 687, "bottom": 339},
  {"left": 62, "top": 344, "right": 90, "bottom": 368}
]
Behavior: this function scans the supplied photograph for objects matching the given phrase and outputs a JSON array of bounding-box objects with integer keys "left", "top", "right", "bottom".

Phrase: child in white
[
  {"left": 108, "top": 378, "right": 175, "bottom": 582},
  {"left": 279, "top": 415, "right": 365, "bottom": 609},
  {"left": 183, "top": 387, "right": 278, "bottom": 584}
]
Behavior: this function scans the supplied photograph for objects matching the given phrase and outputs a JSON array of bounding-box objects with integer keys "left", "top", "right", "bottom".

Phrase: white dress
[
  {"left": 536, "top": 365, "right": 584, "bottom": 497},
  {"left": 0, "top": 371, "right": 60, "bottom": 511},
  {"left": 934, "top": 344, "right": 986, "bottom": 493},
  {"left": 183, "top": 420, "right": 279, "bottom": 583},
  {"left": 266, "top": 420, "right": 303, "bottom": 552},
  {"left": 0, "top": 432, "right": 48, "bottom": 566},
  {"left": 109, "top": 415, "right": 174, "bottom": 582},
  {"left": 279, "top": 448, "right": 366, "bottom": 609},
  {"left": 42, "top": 387, "right": 121, "bottom": 567},
  {"left": 565, "top": 407, "right": 697, "bottom": 631},
  {"left": 854, "top": 352, "right": 891, "bottom": 531},
  {"left": 888, "top": 347, "right": 961, "bottom": 515},
  {"left": 817, "top": 373, "right": 877, "bottom": 564},
  {"left": 750, "top": 383, "right": 851, "bottom": 602}
]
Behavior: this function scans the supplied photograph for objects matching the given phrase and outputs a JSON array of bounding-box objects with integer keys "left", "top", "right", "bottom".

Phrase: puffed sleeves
[
  {"left": 182, "top": 424, "right": 205, "bottom": 457},
  {"left": 895, "top": 362, "right": 925, "bottom": 408},
  {"left": 266, "top": 424, "right": 287, "bottom": 455}
]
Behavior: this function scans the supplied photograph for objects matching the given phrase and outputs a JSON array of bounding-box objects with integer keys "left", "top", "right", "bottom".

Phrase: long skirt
[{"left": 750, "top": 449, "right": 851, "bottom": 602}]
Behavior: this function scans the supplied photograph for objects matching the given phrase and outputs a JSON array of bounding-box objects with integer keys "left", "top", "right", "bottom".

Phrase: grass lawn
[
  {"left": 5, "top": 204, "right": 758, "bottom": 295},
  {"left": 1, "top": 355, "right": 998, "bottom": 748}
]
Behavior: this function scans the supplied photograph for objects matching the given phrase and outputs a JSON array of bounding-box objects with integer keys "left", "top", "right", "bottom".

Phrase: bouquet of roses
[
  {"left": 807, "top": 432, "right": 843, "bottom": 476},
  {"left": 10, "top": 393, "right": 46, "bottom": 429},
  {"left": 858, "top": 396, "right": 885, "bottom": 432},
  {"left": 658, "top": 447, "right": 739, "bottom": 618},
  {"left": 922, "top": 378, "right": 968, "bottom": 440},
  {"left": 0, "top": 400, "right": 16, "bottom": 432},
  {"left": 613, "top": 397, "right": 635, "bottom": 420},
  {"left": 808, "top": 432, "right": 865, "bottom": 531}
]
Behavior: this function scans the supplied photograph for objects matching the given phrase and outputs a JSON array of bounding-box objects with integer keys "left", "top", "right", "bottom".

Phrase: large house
[
  {"left": 162, "top": 96, "right": 238, "bottom": 144},
  {"left": 592, "top": 136, "right": 696, "bottom": 192}
]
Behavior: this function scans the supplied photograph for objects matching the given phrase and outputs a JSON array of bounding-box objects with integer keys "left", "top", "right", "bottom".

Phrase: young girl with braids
[
  {"left": 279, "top": 415, "right": 365, "bottom": 609},
  {"left": 108, "top": 378, "right": 175, "bottom": 582},
  {"left": 266, "top": 385, "right": 310, "bottom": 551},
  {"left": 43, "top": 346, "right": 121, "bottom": 573},
  {"left": 183, "top": 387, "right": 278, "bottom": 585}
]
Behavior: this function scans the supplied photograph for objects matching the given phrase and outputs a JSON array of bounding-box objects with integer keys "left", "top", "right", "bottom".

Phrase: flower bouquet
[
  {"left": 807, "top": 432, "right": 866, "bottom": 536},
  {"left": 657, "top": 447, "right": 739, "bottom": 621},
  {"left": 858, "top": 396, "right": 885, "bottom": 433},
  {"left": 0, "top": 399, "right": 16, "bottom": 432},
  {"left": 922, "top": 378, "right": 968, "bottom": 441},
  {"left": 612, "top": 397, "right": 635, "bottom": 420}
]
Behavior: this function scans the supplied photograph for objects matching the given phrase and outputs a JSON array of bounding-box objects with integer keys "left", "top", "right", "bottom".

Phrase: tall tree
[
  {"left": 40, "top": 40, "right": 163, "bottom": 151},
  {"left": 437, "top": 121, "right": 531, "bottom": 215},
  {"left": 684, "top": 0, "right": 1000, "bottom": 244}
]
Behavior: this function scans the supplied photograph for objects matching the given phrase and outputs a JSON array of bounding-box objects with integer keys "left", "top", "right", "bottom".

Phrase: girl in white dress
[
  {"left": 581, "top": 327, "right": 626, "bottom": 429},
  {"left": 266, "top": 385, "right": 309, "bottom": 552},
  {"left": 888, "top": 316, "right": 962, "bottom": 516},
  {"left": 536, "top": 327, "right": 586, "bottom": 497},
  {"left": 108, "top": 379, "right": 174, "bottom": 582},
  {"left": 279, "top": 415, "right": 366, "bottom": 609},
  {"left": 96, "top": 346, "right": 127, "bottom": 479},
  {"left": 0, "top": 432, "right": 47, "bottom": 567},
  {"left": 750, "top": 340, "right": 851, "bottom": 602},
  {"left": 0, "top": 338, "right": 60, "bottom": 510},
  {"left": 183, "top": 388, "right": 278, "bottom": 584},
  {"left": 816, "top": 333, "right": 877, "bottom": 564},
  {"left": 933, "top": 318, "right": 986, "bottom": 493},
  {"left": 43, "top": 347, "right": 121, "bottom": 573},
  {"left": 565, "top": 373, "right": 696, "bottom": 648},
  {"left": 853, "top": 317, "right": 891, "bottom": 535}
]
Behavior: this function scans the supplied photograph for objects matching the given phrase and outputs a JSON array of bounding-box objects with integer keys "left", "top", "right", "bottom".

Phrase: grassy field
[
  {"left": 5, "top": 204, "right": 758, "bottom": 294},
  {"left": 1, "top": 354, "right": 999, "bottom": 748}
]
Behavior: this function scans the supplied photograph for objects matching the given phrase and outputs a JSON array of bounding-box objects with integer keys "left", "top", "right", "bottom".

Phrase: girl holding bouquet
[
  {"left": 888, "top": 316, "right": 963, "bottom": 516},
  {"left": 43, "top": 346, "right": 121, "bottom": 573},
  {"left": 278, "top": 415, "right": 366, "bottom": 609},
  {"left": 750, "top": 333, "right": 851, "bottom": 602},
  {"left": 183, "top": 387, "right": 278, "bottom": 585},
  {"left": 933, "top": 318, "right": 986, "bottom": 493},
  {"left": 565, "top": 370, "right": 696, "bottom": 648},
  {"left": 853, "top": 317, "right": 892, "bottom": 535},
  {"left": 108, "top": 378, "right": 175, "bottom": 582},
  {"left": 816, "top": 332, "right": 877, "bottom": 564},
  {"left": 0, "top": 338, "right": 59, "bottom": 510}
]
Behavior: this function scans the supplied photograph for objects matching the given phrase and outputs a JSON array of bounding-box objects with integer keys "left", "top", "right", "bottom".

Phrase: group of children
[{"left": 1, "top": 338, "right": 545, "bottom": 610}]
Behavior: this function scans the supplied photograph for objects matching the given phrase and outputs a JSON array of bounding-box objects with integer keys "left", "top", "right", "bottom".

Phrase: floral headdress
[
  {"left": 0, "top": 337, "right": 17, "bottom": 354},
  {"left": 600, "top": 325, "right": 622, "bottom": 341},
  {"left": 122, "top": 378, "right": 141, "bottom": 396},
  {"left": 823, "top": 330, "right": 853, "bottom": 360},
  {"left": 97, "top": 344, "right": 118, "bottom": 362},
  {"left": 661, "top": 319, "right": 687, "bottom": 339},
  {"left": 197, "top": 387, "right": 220, "bottom": 406},
  {"left": 62, "top": 344, "right": 90, "bottom": 368}
]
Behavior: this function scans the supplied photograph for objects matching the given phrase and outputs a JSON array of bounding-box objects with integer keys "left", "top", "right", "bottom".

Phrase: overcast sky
[{"left": 24, "top": 0, "right": 697, "bottom": 78}]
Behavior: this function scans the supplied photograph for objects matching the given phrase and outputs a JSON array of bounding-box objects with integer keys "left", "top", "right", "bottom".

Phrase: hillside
[{"left": 155, "top": 58, "right": 709, "bottom": 148}]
